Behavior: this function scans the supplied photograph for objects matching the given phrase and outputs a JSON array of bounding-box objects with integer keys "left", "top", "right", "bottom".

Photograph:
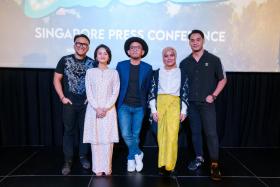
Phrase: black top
[
  {"left": 55, "top": 54, "right": 97, "bottom": 105},
  {"left": 123, "top": 63, "right": 142, "bottom": 107},
  {"left": 179, "top": 50, "right": 225, "bottom": 102}
]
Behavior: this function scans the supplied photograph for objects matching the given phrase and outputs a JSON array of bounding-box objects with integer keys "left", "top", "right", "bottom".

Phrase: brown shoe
[{"left": 210, "top": 162, "right": 222, "bottom": 181}]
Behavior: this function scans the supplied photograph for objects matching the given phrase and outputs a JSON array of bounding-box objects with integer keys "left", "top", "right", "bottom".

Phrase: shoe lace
[{"left": 195, "top": 158, "right": 203, "bottom": 165}]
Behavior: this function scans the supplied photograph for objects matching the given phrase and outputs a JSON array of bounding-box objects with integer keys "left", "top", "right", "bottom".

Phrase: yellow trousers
[{"left": 157, "top": 94, "right": 180, "bottom": 171}]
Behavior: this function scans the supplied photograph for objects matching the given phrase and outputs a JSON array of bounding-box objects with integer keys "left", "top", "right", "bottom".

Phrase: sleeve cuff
[
  {"left": 181, "top": 102, "right": 187, "bottom": 114},
  {"left": 149, "top": 99, "right": 157, "bottom": 113}
]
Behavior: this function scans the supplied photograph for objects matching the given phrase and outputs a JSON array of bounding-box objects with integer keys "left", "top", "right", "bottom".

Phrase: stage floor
[{"left": 0, "top": 146, "right": 279, "bottom": 187}]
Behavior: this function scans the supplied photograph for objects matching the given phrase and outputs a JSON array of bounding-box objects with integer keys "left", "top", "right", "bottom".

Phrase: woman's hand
[
  {"left": 180, "top": 113, "right": 186, "bottom": 122},
  {"left": 152, "top": 112, "right": 159, "bottom": 122},
  {"left": 96, "top": 108, "right": 106, "bottom": 118}
]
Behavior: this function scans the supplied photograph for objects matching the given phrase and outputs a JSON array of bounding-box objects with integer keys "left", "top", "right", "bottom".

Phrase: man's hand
[
  {"left": 61, "top": 97, "right": 73, "bottom": 105},
  {"left": 206, "top": 95, "right": 215, "bottom": 103}
]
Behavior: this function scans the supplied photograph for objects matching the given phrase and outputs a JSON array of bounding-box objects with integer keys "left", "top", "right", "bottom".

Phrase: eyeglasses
[
  {"left": 75, "top": 42, "right": 89, "bottom": 48},
  {"left": 129, "top": 45, "right": 142, "bottom": 50}
]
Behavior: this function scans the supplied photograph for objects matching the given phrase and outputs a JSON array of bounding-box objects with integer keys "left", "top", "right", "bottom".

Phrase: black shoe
[
  {"left": 166, "top": 170, "right": 176, "bottom": 177},
  {"left": 158, "top": 167, "right": 165, "bottom": 176},
  {"left": 158, "top": 167, "right": 176, "bottom": 177},
  {"left": 62, "top": 160, "right": 72, "bottom": 175},
  {"left": 210, "top": 162, "right": 222, "bottom": 181},
  {"left": 80, "top": 156, "right": 90, "bottom": 169},
  {"left": 188, "top": 157, "right": 204, "bottom": 171}
]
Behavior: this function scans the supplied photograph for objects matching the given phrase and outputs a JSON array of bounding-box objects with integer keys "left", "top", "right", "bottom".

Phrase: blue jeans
[{"left": 118, "top": 104, "right": 144, "bottom": 160}]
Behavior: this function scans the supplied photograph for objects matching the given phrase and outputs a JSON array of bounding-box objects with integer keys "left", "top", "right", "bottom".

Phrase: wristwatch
[{"left": 211, "top": 94, "right": 217, "bottom": 100}]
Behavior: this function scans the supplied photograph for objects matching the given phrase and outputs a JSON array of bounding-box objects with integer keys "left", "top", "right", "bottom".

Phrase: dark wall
[{"left": 1, "top": 68, "right": 280, "bottom": 147}]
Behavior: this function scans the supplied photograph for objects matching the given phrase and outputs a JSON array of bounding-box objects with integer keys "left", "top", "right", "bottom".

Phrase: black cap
[{"left": 124, "top": 37, "right": 148, "bottom": 58}]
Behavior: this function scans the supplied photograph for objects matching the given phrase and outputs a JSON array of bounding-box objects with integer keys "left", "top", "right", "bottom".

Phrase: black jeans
[
  {"left": 62, "top": 104, "right": 89, "bottom": 161},
  {"left": 189, "top": 101, "right": 219, "bottom": 161}
]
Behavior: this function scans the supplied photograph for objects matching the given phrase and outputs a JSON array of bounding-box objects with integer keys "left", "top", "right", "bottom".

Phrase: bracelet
[
  {"left": 60, "top": 96, "right": 65, "bottom": 101},
  {"left": 211, "top": 94, "right": 217, "bottom": 100}
]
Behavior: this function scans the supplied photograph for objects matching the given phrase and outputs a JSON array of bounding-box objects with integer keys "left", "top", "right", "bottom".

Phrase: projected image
[
  {"left": 0, "top": 0, "right": 279, "bottom": 72},
  {"left": 23, "top": 0, "right": 227, "bottom": 18}
]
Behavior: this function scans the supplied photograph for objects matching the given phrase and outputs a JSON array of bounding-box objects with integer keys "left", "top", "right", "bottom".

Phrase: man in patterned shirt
[{"left": 53, "top": 34, "right": 98, "bottom": 175}]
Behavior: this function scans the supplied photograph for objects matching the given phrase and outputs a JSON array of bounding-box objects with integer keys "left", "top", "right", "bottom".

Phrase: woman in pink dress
[{"left": 83, "top": 44, "right": 120, "bottom": 176}]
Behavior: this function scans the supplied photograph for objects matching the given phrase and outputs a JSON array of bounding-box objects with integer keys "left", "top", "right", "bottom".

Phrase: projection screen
[{"left": 0, "top": 0, "right": 279, "bottom": 72}]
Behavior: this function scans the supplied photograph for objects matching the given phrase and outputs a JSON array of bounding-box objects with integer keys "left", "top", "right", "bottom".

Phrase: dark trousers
[
  {"left": 62, "top": 104, "right": 89, "bottom": 161},
  {"left": 189, "top": 101, "right": 219, "bottom": 161}
]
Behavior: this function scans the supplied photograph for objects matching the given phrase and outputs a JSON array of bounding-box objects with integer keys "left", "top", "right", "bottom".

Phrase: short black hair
[
  {"left": 188, "top": 30, "right": 204, "bottom": 39},
  {"left": 74, "top": 34, "right": 90, "bottom": 44},
  {"left": 94, "top": 44, "right": 112, "bottom": 64}
]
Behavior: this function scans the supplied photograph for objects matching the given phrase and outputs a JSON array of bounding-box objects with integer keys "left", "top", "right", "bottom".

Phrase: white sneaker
[
  {"left": 127, "top": 160, "right": 136, "bottom": 172},
  {"left": 135, "top": 152, "right": 144, "bottom": 172}
]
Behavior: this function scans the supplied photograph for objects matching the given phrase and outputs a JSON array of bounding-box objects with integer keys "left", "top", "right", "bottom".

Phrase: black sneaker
[
  {"left": 167, "top": 170, "right": 176, "bottom": 177},
  {"left": 158, "top": 167, "right": 176, "bottom": 177},
  {"left": 80, "top": 156, "right": 90, "bottom": 169},
  {"left": 188, "top": 157, "right": 204, "bottom": 171},
  {"left": 158, "top": 167, "right": 166, "bottom": 176},
  {"left": 62, "top": 160, "right": 72, "bottom": 175},
  {"left": 210, "top": 162, "right": 222, "bottom": 181}
]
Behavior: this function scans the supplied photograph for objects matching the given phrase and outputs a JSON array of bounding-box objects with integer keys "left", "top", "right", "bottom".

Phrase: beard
[
  {"left": 130, "top": 55, "right": 142, "bottom": 60},
  {"left": 192, "top": 46, "right": 203, "bottom": 53}
]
